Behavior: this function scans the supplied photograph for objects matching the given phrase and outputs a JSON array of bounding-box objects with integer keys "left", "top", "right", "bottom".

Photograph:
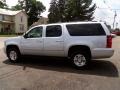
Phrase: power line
[
  {"left": 102, "top": 0, "right": 113, "bottom": 12},
  {"left": 100, "top": 0, "right": 119, "bottom": 28},
  {"left": 94, "top": 0, "right": 120, "bottom": 28},
  {"left": 97, "top": 7, "right": 120, "bottom": 11}
]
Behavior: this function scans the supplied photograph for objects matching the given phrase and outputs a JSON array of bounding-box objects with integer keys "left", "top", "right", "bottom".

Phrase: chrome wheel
[
  {"left": 73, "top": 54, "right": 86, "bottom": 67},
  {"left": 9, "top": 51, "right": 17, "bottom": 61}
]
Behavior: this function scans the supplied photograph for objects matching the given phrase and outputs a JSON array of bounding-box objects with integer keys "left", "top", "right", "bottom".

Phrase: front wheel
[
  {"left": 71, "top": 51, "right": 90, "bottom": 69},
  {"left": 7, "top": 48, "right": 21, "bottom": 62}
]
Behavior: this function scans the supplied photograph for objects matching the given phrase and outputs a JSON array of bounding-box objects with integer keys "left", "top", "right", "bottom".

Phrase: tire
[
  {"left": 7, "top": 47, "right": 21, "bottom": 62},
  {"left": 70, "top": 51, "right": 90, "bottom": 69}
]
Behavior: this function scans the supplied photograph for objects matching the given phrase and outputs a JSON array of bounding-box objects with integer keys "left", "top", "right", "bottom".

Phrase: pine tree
[
  {"left": 48, "top": 0, "right": 96, "bottom": 23},
  {"left": 48, "top": 0, "right": 59, "bottom": 23},
  {"left": 65, "top": 0, "right": 96, "bottom": 21},
  {"left": 58, "top": 0, "right": 66, "bottom": 22}
]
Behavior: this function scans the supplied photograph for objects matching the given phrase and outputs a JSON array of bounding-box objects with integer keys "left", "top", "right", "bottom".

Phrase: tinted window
[
  {"left": 46, "top": 25, "right": 62, "bottom": 37},
  {"left": 26, "top": 27, "right": 43, "bottom": 38},
  {"left": 66, "top": 24, "right": 106, "bottom": 36}
]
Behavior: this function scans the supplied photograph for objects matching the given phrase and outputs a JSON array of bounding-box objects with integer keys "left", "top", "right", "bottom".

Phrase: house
[
  {"left": 0, "top": 8, "right": 28, "bottom": 34},
  {"left": 31, "top": 16, "right": 48, "bottom": 27}
]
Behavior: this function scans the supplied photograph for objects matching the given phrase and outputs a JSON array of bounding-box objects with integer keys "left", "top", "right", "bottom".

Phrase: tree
[
  {"left": 0, "top": 0, "right": 8, "bottom": 9},
  {"left": 11, "top": 0, "right": 24, "bottom": 10},
  {"left": 0, "top": 1, "right": 4, "bottom": 8},
  {"left": 65, "top": 0, "right": 96, "bottom": 21},
  {"left": 48, "top": 0, "right": 96, "bottom": 23},
  {"left": 57, "top": 0, "right": 66, "bottom": 22},
  {"left": 11, "top": 0, "right": 46, "bottom": 26},
  {"left": 48, "top": 0, "right": 66, "bottom": 23},
  {"left": 27, "top": 1, "right": 46, "bottom": 26},
  {"left": 48, "top": 0, "right": 59, "bottom": 23}
]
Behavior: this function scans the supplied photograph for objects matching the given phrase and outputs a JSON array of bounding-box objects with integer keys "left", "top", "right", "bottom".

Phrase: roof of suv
[{"left": 35, "top": 21, "right": 104, "bottom": 27}]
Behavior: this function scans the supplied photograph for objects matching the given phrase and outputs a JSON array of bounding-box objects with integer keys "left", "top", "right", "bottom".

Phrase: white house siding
[{"left": 15, "top": 12, "right": 28, "bottom": 33}]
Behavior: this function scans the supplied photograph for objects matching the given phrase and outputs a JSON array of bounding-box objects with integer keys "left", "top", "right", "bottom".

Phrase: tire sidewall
[
  {"left": 7, "top": 48, "right": 20, "bottom": 62},
  {"left": 71, "top": 51, "right": 90, "bottom": 69}
]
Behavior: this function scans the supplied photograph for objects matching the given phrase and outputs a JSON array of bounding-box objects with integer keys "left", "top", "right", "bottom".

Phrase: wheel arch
[
  {"left": 68, "top": 45, "right": 91, "bottom": 58},
  {"left": 6, "top": 45, "right": 21, "bottom": 54}
]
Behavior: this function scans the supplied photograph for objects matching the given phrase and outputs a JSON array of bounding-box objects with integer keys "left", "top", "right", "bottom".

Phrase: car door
[
  {"left": 20, "top": 26, "right": 44, "bottom": 55},
  {"left": 44, "top": 25, "right": 64, "bottom": 56}
]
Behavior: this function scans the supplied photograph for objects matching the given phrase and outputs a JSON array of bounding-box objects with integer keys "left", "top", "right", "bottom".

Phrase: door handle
[
  {"left": 36, "top": 40, "right": 42, "bottom": 43},
  {"left": 56, "top": 41, "right": 64, "bottom": 42}
]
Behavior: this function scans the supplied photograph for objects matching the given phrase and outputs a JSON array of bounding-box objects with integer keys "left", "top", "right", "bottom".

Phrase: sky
[{"left": 5, "top": 0, "right": 120, "bottom": 28}]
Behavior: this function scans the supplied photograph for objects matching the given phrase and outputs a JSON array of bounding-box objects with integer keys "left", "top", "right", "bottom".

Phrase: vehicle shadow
[{"left": 3, "top": 57, "right": 119, "bottom": 77}]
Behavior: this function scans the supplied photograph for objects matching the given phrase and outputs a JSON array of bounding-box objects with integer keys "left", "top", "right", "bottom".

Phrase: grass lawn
[{"left": 0, "top": 35, "right": 18, "bottom": 37}]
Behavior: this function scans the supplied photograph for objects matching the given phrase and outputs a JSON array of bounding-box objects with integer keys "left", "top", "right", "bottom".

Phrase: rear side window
[
  {"left": 66, "top": 24, "right": 106, "bottom": 36},
  {"left": 46, "top": 25, "right": 62, "bottom": 37}
]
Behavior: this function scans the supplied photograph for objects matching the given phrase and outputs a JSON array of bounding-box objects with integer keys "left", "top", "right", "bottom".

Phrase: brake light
[{"left": 107, "top": 35, "right": 112, "bottom": 48}]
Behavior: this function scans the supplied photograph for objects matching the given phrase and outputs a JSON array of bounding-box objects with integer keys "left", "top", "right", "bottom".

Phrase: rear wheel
[
  {"left": 71, "top": 51, "right": 90, "bottom": 69},
  {"left": 7, "top": 48, "right": 21, "bottom": 62}
]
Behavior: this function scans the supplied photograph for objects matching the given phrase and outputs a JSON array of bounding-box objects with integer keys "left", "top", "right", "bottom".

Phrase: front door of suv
[{"left": 21, "top": 26, "right": 44, "bottom": 55}]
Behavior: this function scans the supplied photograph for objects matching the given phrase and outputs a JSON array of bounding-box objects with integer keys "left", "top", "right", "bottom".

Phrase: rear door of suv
[{"left": 44, "top": 24, "right": 64, "bottom": 56}]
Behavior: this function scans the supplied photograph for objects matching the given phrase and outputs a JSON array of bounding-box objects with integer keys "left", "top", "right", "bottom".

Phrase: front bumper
[{"left": 3, "top": 46, "right": 6, "bottom": 55}]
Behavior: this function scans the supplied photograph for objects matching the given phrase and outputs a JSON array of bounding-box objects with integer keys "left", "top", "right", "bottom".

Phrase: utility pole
[
  {"left": 116, "top": 22, "right": 118, "bottom": 29},
  {"left": 113, "top": 11, "right": 117, "bottom": 29}
]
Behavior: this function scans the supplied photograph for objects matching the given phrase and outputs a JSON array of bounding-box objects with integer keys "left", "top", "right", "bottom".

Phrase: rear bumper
[{"left": 92, "top": 48, "right": 114, "bottom": 59}]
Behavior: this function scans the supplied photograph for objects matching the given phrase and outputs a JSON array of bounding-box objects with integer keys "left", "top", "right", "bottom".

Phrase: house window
[
  {"left": 2, "top": 15, "right": 5, "bottom": 20},
  {"left": 21, "top": 16, "right": 23, "bottom": 22},
  {"left": 19, "top": 24, "right": 24, "bottom": 31},
  {"left": 0, "top": 15, "right": 2, "bottom": 21}
]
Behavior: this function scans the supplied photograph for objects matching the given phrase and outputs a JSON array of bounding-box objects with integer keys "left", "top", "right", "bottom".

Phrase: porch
[{"left": 0, "top": 21, "right": 15, "bottom": 34}]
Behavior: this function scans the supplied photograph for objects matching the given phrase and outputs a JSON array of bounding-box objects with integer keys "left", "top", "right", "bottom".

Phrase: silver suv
[{"left": 4, "top": 22, "right": 114, "bottom": 68}]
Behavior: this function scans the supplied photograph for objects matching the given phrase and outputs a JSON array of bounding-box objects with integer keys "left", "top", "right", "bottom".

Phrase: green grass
[{"left": 0, "top": 35, "right": 17, "bottom": 37}]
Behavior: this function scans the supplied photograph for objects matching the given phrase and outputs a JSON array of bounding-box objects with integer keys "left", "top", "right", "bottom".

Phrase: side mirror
[{"left": 23, "top": 34, "right": 28, "bottom": 39}]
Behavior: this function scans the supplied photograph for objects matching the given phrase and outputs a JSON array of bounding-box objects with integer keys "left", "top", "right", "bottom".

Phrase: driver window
[{"left": 27, "top": 27, "right": 43, "bottom": 38}]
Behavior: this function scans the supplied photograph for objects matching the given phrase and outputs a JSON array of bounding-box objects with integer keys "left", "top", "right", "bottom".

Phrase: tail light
[{"left": 107, "top": 35, "right": 112, "bottom": 48}]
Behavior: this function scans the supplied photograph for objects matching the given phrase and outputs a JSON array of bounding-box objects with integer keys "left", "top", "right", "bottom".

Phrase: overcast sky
[{"left": 5, "top": 0, "right": 120, "bottom": 28}]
